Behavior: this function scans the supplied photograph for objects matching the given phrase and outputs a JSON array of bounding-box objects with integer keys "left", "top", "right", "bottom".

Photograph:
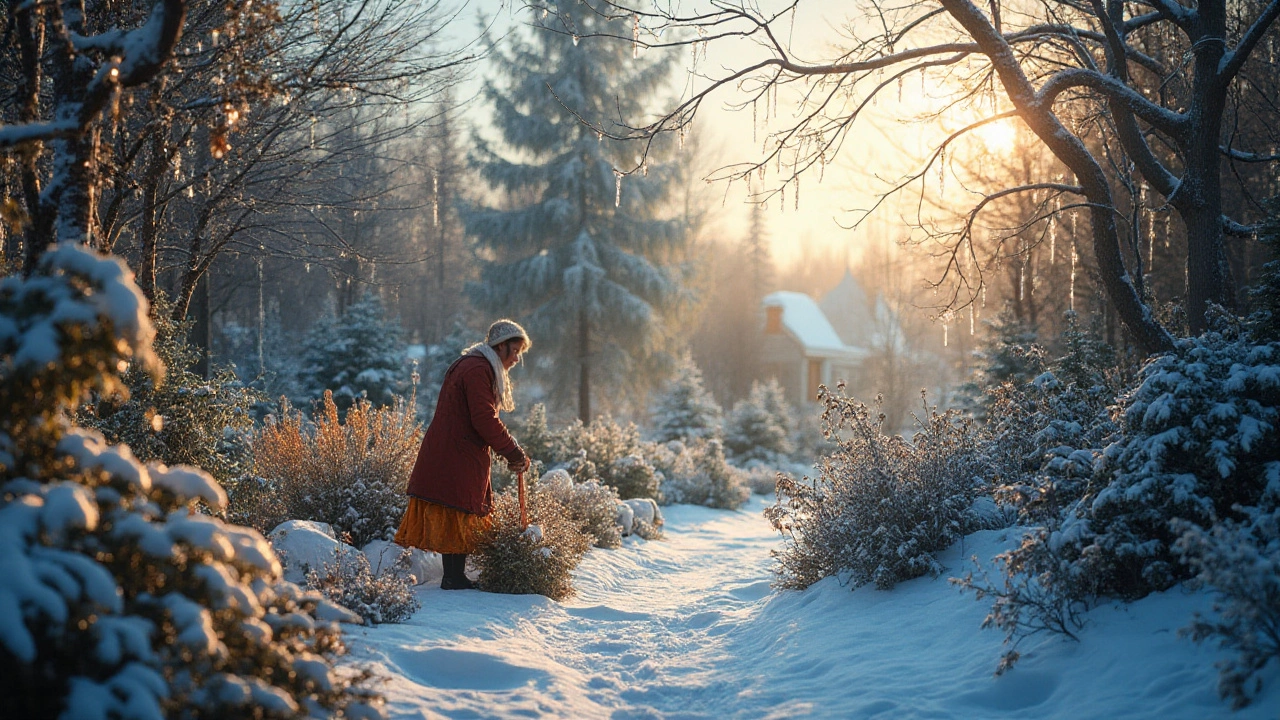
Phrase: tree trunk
[
  {"left": 138, "top": 131, "right": 167, "bottom": 300},
  {"left": 578, "top": 306, "right": 591, "bottom": 423},
  {"left": 190, "top": 273, "right": 211, "bottom": 379}
]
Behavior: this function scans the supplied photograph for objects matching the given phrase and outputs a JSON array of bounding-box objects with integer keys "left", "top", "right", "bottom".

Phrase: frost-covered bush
[
  {"left": 559, "top": 415, "right": 659, "bottom": 499},
  {"left": 248, "top": 390, "right": 422, "bottom": 546},
  {"left": 1174, "top": 503, "right": 1280, "bottom": 709},
  {"left": 536, "top": 471, "right": 624, "bottom": 549},
  {"left": 0, "top": 246, "right": 381, "bottom": 719},
  {"left": 743, "top": 464, "right": 783, "bottom": 495},
  {"left": 652, "top": 355, "right": 723, "bottom": 442},
  {"left": 306, "top": 550, "right": 421, "bottom": 626},
  {"left": 724, "top": 378, "right": 793, "bottom": 465},
  {"left": 298, "top": 292, "right": 410, "bottom": 413},
  {"left": 77, "top": 294, "right": 259, "bottom": 486},
  {"left": 654, "top": 439, "right": 750, "bottom": 510},
  {"left": 767, "top": 388, "right": 988, "bottom": 590},
  {"left": 473, "top": 487, "right": 592, "bottom": 600}
]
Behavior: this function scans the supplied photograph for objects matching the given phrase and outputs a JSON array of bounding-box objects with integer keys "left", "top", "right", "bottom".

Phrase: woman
[{"left": 394, "top": 319, "right": 531, "bottom": 590}]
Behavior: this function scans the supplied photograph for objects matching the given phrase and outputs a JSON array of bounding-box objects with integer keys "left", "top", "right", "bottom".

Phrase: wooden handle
[{"left": 517, "top": 471, "right": 528, "bottom": 530}]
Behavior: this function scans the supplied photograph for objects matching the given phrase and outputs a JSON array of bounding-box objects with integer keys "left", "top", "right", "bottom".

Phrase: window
[{"left": 765, "top": 306, "right": 783, "bottom": 334}]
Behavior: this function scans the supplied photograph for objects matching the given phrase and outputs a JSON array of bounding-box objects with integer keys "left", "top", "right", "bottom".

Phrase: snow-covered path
[{"left": 346, "top": 497, "right": 1279, "bottom": 719}]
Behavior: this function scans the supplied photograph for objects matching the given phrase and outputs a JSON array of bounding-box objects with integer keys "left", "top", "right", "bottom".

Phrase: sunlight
[{"left": 974, "top": 119, "right": 1018, "bottom": 154}]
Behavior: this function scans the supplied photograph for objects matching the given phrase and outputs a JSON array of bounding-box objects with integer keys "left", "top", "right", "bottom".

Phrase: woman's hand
[{"left": 508, "top": 456, "right": 531, "bottom": 473}]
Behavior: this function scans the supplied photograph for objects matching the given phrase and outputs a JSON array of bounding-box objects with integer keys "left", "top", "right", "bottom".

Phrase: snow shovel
[{"left": 517, "top": 471, "right": 529, "bottom": 530}]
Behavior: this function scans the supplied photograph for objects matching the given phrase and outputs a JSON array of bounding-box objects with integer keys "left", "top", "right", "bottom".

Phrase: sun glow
[{"left": 974, "top": 119, "right": 1019, "bottom": 154}]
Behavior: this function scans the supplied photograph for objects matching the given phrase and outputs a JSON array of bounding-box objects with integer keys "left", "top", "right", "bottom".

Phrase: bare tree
[{"left": 554, "top": 0, "right": 1280, "bottom": 355}]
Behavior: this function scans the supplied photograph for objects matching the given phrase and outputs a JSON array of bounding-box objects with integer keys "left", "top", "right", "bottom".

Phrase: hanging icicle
[
  {"left": 938, "top": 146, "right": 946, "bottom": 197},
  {"left": 970, "top": 304, "right": 975, "bottom": 335},
  {"left": 794, "top": 174, "right": 800, "bottom": 211},
  {"left": 1049, "top": 215, "right": 1057, "bottom": 264},
  {"left": 1019, "top": 261, "right": 1025, "bottom": 301},
  {"left": 614, "top": 169, "right": 623, "bottom": 208},
  {"left": 632, "top": 14, "right": 640, "bottom": 58},
  {"left": 943, "top": 322, "right": 950, "bottom": 347}
]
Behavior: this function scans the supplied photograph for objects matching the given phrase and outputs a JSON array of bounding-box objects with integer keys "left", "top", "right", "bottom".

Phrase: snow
[
  {"left": 268, "top": 520, "right": 363, "bottom": 584},
  {"left": 342, "top": 496, "right": 1280, "bottom": 718}
]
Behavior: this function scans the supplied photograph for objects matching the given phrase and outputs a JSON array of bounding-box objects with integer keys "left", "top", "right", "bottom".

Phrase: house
[{"left": 760, "top": 271, "right": 905, "bottom": 407}]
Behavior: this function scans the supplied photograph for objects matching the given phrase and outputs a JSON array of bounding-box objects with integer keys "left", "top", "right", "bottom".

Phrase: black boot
[{"left": 440, "top": 554, "right": 476, "bottom": 590}]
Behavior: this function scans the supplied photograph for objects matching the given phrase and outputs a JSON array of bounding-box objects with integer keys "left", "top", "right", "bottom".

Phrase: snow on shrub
[
  {"left": 473, "top": 487, "right": 591, "bottom": 600},
  {"left": 0, "top": 246, "right": 382, "bottom": 719},
  {"left": 535, "top": 470, "right": 624, "bottom": 549},
  {"left": 247, "top": 390, "right": 421, "bottom": 546},
  {"left": 723, "top": 378, "right": 793, "bottom": 465},
  {"left": 652, "top": 439, "right": 750, "bottom": 510},
  {"left": 1175, "top": 499, "right": 1280, "bottom": 710},
  {"left": 651, "top": 355, "right": 723, "bottom": 443},
  {"left": 306, "top": 550, "right": 421, "bottom": 626},
  {"left": 767, "top": 387, "right": 987, "bottom": 590}
]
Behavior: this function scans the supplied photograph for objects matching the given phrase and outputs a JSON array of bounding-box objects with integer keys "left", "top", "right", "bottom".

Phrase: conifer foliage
[
  {"left": 298, "top": 292, "right": 409, "bottom": 412},
  {"left": 652, "top": 355, "right": 723, "bottom": 443},
  {"left": 724, "top": 378, "right": 793, "bottom": 465},
  {"left": 0, "top": 247, "right": 381, "bottom": 719},
  {"left": 464, "top": 0, "right": 685, "bottom": 422}
]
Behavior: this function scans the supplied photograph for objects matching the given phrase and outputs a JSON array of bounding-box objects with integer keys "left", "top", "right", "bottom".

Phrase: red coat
[{"left": 406, "top": 354, "right": 526, "bottom": 515}]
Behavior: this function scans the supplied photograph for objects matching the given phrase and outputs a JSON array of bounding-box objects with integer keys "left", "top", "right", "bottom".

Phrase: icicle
[
  {"left": 211, "top": 29, "right": 220, "bottom": 46},
  {"left": 633, "top": 14, "right": 640, "bottom": 58},
  {"left": 981, "top": 284, "right": 987, "bottom": 307},
  {"left": 898, "top": 76, "right": 903, "bottom": 102},
  {"left": 944, "top": 322, "right": 949, "bottom": 347},
  {"left": 938, "top": 147, "right": 946, "bottom": 197},
  {"left": 1019, "top": 262, "right": 1025, "bottom": 301},
  {"left": 572, "top": 34, "right": 580, "bottom": 47},
  {"left": 794, "top": 174, "right": 799, "bottom": 211},
  {"left": 970, "top": 305, "right": 975, "bottom": 335},
  {"left": 780, "top": 183, "right": 786, "bottom": 213},
  {"left": 614, "top": 169, "right": 623, "bottom": 207},
  {"left": 1163, "top": 212, "right": 1171, "bottom": 248},
  {"left": 432, "top": 171, "right": 439, "bottom": 227}
]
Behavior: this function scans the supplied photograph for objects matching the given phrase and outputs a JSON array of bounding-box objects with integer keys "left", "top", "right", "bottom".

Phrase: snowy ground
[{"left": 345, "top": 496, "right": 1279, "bottom": 719}]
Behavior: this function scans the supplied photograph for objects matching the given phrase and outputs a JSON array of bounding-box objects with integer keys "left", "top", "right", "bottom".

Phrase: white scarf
[{"left": 463, "top": 342, "right": 515, "bottom": 412}]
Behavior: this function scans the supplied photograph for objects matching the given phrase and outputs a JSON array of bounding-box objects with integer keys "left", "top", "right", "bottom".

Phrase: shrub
[
  {"left": 536, "top": 471, "right": 624, "bottom": 549},
  {"left": 559, "top": 415, "right": 659, "bottom": 499},
  {"left": 306, "top": 550, "right": 421, "bottom": 626},
  {"left": 473, "top": 487, "right": 592, "bottom": 600},
  {"left": 742, "top": 464, "right": 783, "bottom": 495},
  {"left": 0, "top": 246, "right": 381, "bottom": 719},
  {"left": 766, "top": 388, "right": 988, "bottom": 590},
  {"left": 654, "top": 439, "right": 750, "bottom": 510},
  {"left": 76, "top": 294, "right": 259, "bottom": 486},
  {"left": 1175, "top": 502, "right": 1280, "bottom": 710},
  {"left": 248, "top": 391, "right": 422, "bottom": 546}
]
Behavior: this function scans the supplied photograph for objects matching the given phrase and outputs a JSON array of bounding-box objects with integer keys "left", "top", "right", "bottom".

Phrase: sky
[{"left": 441, "top": 0, "right": 982, "bottom": 270}]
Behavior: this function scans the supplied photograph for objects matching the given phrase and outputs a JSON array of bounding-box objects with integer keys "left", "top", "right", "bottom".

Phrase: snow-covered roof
[{"left": 763, "top": 291, "right": 864, "bottom": 358}]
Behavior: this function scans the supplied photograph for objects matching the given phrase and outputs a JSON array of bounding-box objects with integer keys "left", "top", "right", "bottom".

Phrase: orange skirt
[{"left": 394, "top": 497, "right": 492, "bottom": 555}]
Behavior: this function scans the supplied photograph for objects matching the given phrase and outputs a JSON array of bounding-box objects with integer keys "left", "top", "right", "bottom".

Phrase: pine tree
[
  {"left": 464, "top": 1, "right": 685, "bottom": 422},
  {"left": 724, "top": 378, "right": 794, "bottom": 464},
  {"left": 298, "top": 291, "right": 409, "bottom": 412},
  {"left": 1249, "top": 196, "right": 1280, "bottom": 341},
  {"left": 652, "top": 355, "right": 723, "bottom": 442}
]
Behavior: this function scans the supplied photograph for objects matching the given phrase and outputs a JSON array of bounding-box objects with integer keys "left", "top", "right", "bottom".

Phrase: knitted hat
[{"left": 486, "top": 319, "right": 531, "bottom": 351}]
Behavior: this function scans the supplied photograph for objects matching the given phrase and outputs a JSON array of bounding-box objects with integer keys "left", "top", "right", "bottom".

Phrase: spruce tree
[
  {"left": 464, "top": 1, "right": 685, "bottom": 422},
  {"left": 724, "top": 378, "right": 794, "bottom": 464},
  {"left": 298, "top": 292, "right": 408, "bottom": 412},
  {"left": 653, "top": 355, "right": 723, "bottom": 443}
]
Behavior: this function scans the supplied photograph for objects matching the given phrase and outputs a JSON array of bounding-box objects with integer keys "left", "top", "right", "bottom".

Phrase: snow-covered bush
[
  {"left": 653, "top": 439, "right": 750, "bottom": 510},
  {"left": 1174, "top": 503, "right": 1280, "bottom": 709},
  {"left": 767, "top": 388, "right": 988, "bottom": 590},
  {"left": 724, "top": 378, "right": 794, "bottom": 465},
  {"left": 306, "top": 550, "right": 421, "bottom": 626},
  {"left": 298, "top": 292, "right": 410, "bottom": 412},
  {"left": 0, "top": 246, "right": 382, "bottom": 719},
  {"left": 247, "top": 390, "right": 422, "bottom": 546},
  {"left": 77, "top": 294, "right": 259, "bottom": 486},
  {"left": 652, "top": 355, "right": 723, "bottom": 442},
  {"left": 473, "top": 487, "right": 592, "bottom": 600},
  {"left": 535, "top": 471, "right": 624, "bottom": 549},
  {"left": 743, "top": 464, "right": 783, "bottom": 495},
  {"left": 559, "top": 415, "right": 659, "bottom": 499}
]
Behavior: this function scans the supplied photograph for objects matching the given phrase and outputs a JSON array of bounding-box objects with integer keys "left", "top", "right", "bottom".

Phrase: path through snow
[{"left": 346, "top": 497, "right": 1279, "bottom": 719}]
